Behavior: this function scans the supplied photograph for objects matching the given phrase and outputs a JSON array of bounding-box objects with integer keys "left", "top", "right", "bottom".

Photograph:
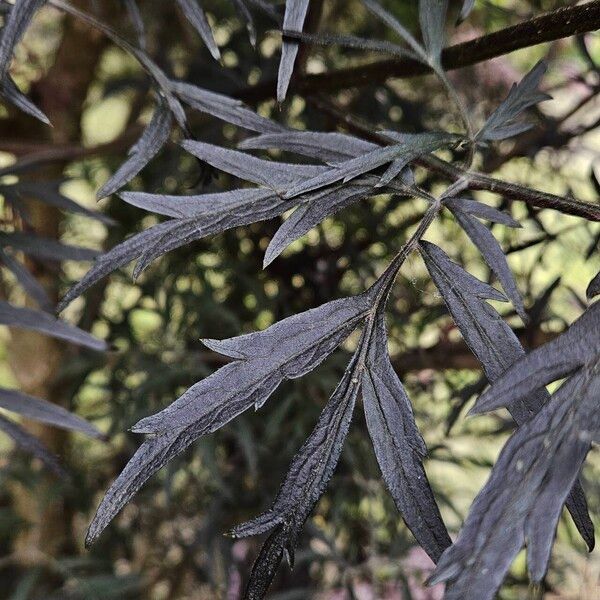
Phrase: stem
[
  {"left": 370, "top": 199, "right": 442, "bottom": 312},
  {"left": 436, "top": 69, "right": 473, "bottom": 140},
  {"left": 436, "top": 68, "right": 475, "bottom": 167}
]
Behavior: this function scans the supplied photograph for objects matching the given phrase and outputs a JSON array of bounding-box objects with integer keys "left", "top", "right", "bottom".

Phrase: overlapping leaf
[
  {"left": 123, "top": 0, "right": 146, "bottom": 49},
  {"left": 420, "top": 241, "right": 594, "bottom": 547},
  {"left": 362, "top": 311, "right": 451, "bottom": 562},
  {"left": 0, "top": 387, "right": 102, "bottom": 438},
  {"left": 171, "top": 81, "right": 285, "bottom": 133},
  {"left": 97, "top": 98, "right": 173, "bottom": 199},
  {"left": 60, "top": 132, "right": 433, "bottom": 308},
  {"left": 239, "top": 130, "right": 378, "bottom": 163},
  {"left": 472, "top": 301, "right": 600, "bottom": 415},
  {"left": 0, "top": 180, "right": 114, "bottom": 224},
  {"left": 59, "top": 186, "right": 294, "bottom": 310},
  {"left": 0, "top": 414, "right": 66, "bottom": 477},
  {"left": 129, "top": 190, "right": 290, "bottom": 279},
  {"left": 446, "top": 197, "right": 520, "bottom": 227},
  {"left": 0, "top": 248, "right": 52, "bottom": 311},
  {"left": 57, "top": 220, "right": 177, "bottom": 312},
  {"left": 0, "top": 0, "right": 49, "bottom": 123},
  {"left": 282, "top": 132, "right": 459, "bottom": 199},
  {"left": 0, "top": 300, "right": 107, "bottom": 351},
  {"left": 240, "top": 130, "right": 421, "bottom": 195},
  {"left": 277, "top": 0, "right": 310, "bottom": 102},
  {"left": 263, "top": 182, "right": 374, "bottom": 267},
  {"left": 0, "top": 231, "right": 98, "bottom": 262},
  {"left": 431, "top": 304, "right": 600, "bottom": 599},
  {"left": 0, "top": 73, "right": 49, "bottom": 124},
  {"left": 362, "top": 0, "right": 424, "bottom": 60},
  {"left": 180, "top": 140, "right": 327, "bottom": 191},
  {"left": 0, "top": 0, "right": 46, "bottom": 77},
  {"left": 85, "top": 290, "right": 375, "bottom": 545},
  {"left": 419, "top": 0, "right": 448, "bottom": 66},
  {"left": 476, "top": 60, "right": 551, "bottom": 142},
  {"left": 447, "top": 198, "right": 527, "bottom": 321},
  {"left": 176, "top": 0, "right": 220, "bottom": 60},
  {"left": 235, "top": 344, "right": 363, "bottom": 597}
]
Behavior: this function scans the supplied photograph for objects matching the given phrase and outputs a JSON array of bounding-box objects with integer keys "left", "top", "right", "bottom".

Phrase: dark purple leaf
[
  {"left": 471, "top": 301, "right": 600, "bottom": 415},
  {"left": 0, "top": 387, "right": 102, "bottom": 438},
  {"left": 175, "top": 0, "right": 220, "bottom": 60},
  {"left": 233, "top": 0, "right": 256, "bottom": 47},
  {"left": 586, "top": 270, "right": 600, "bottom": 300},
  {"left": 264, "top": 182, "right": 372, "bottom": 267},
  {"left": 232, "top": 339, "right": 365, "bottom": 596},
  {"left": 445, "top": 197, "right": 520, "bottom": 228},
  {"left": 180, "top": 140, "right": 327, "bottom": 191},
  {"left": 1, "top": 181, "right": 114, "bottom": 225},
  {"left": 363, "top": 311, "right": 451, "bottom": 562},
  {"left": 362, "top": 0, "right": 424, "bottom": 59},
  {"left": 448, "top": 202, "right": 527, "bottom": 321},
  {"left": 277, "top": 0, "right": 310, "bottom": 102},
  {"left": 283, "top": 132, "right": 459, "bottom": 199},
  {"left": 123, "top": 0, "right": 146, "bottom": 49},
  {"left": 97, "top": 98, "right": 172, "bottom": 199},
  {"left": 457, "top": 0, "right": 475, "bottom": 24},
  {"left": 420, "top": 241, "right": 594, "bottom": 548},
  {"left": 0, "top": 248, "right": 53, "bottom": 311},
  {"left": 130, "top": 190, "right": 290, "bottom": 278},
  {"left": 419, "top": 0, "right": 448, "bottom": 66},
  {"left": 0, "top": 73, "right": 49, "bottom": 124},
  {"left": 431, "top": 361, "right": 599, "bottom": 599},
  {"left": 0, "top": 414, "right": 66, "bottom": 477},
  {"left": 0, "top": 300, "right": 107, "bottom": 351},
  {"left": 172, "top": 81, "right": 285, "bottom": 133},
  {"left": 86, "top": 292, "right": 373, "bottom": 545},
  {"left": 57, "top": 220, "right": 177, "bottom": 312},
  {"left": 239, "top": 130, "right": 377, "bottom": 163},
  {"left": 0, "top": 0, "right": 46, "bottom": 79},
  {"left": 476, "top": 61, "right": 551, "bottom": 142},
  {"left": 0, "top": 231, "right": 98, "bottom": 262},
  {"left": 281, "top": 29, "right": 419, "bottom": 61}
]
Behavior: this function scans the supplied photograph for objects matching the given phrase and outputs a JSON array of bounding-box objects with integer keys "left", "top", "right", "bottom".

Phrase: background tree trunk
[{"left": 7, "top": 1, "right": 108, "bottom": 561}]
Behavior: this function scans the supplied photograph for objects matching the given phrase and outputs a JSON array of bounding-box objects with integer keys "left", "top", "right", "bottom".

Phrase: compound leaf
[
  {"left": 420, "top": 241, "right": 594, "bottom": 548},
  {"left": 86, "top": 292, "right": 373, "bottom": 545}
]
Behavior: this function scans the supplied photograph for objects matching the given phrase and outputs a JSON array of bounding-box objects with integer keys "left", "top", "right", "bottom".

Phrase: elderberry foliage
[{"left": 1, "top": 0, "right": 599, "bottom": 598}]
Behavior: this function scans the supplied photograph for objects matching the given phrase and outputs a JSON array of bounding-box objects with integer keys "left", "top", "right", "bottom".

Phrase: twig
[
  {"left": 308, "top": 96, "right": 600, "bottom": 222},
  {"left": 237, "top": 2, "right": 600, "bottom": 103}
]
